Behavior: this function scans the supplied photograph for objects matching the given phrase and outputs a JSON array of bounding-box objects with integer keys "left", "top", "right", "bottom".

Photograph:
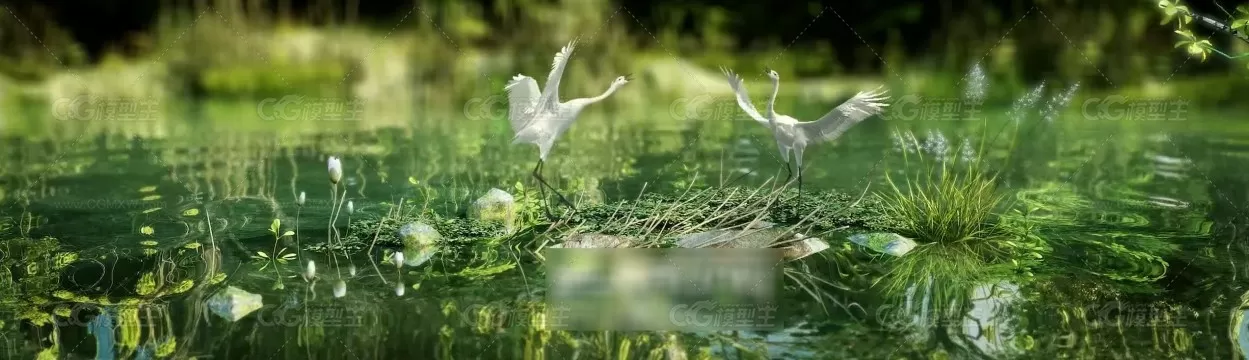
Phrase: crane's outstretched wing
[
  {"left": 536, "top": 38, "right": 578, "bottom": 112},
  {"left": 795, "top": 86, "right": 889, "bottom": 142},
  {"left": 720, "top": 67, "right": 771, "bottom": 127},
  {"left": 505, "top": 74, "right": 541, "bottom": 133}
]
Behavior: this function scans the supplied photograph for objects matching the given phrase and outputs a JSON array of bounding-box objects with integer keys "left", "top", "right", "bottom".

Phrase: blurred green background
[{"left": 0, "top": 0, "right": 1245, "bottom": 108}]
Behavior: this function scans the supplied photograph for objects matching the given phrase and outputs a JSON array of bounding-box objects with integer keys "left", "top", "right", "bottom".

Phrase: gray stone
[
  {"left": 397, "top": 222, "right": 440, "bottom": 248},
  {"left": 549, "top": 233, "right": 635, "bottom": 248},
  {"left": 469, "top": 188, "right": 517, "bottom": 233},
  {"left": 676, "top": 226, "right": 830, "bottom": 261},
  {"left": 403, "top": 244, "right": 439, "bottom": 267},
  {"left": 206, "top": 286, "right": 263, "bottom": 322},
  {"left": 1238, "top": 306, "right": 1249, "bottom": 360},
  {"left": 745, "top": 219, "right": 776, "bottom": 230},
  {"left": 779, "top": 234, "right": 831, "bottom": 261},
  {"left": 848, "top": 232, "right": 917, "bottom": 257},
  {"left": 676, "top": 227, "right": 787, "bottom": 249}
]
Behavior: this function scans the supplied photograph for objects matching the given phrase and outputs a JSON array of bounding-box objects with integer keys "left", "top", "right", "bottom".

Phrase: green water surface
[{"left": 1, "top": 96, "right": 1247, "bottom": 360}]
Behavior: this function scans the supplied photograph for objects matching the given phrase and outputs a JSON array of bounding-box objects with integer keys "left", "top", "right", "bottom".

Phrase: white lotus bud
[
  {"left": 333, "top": 280, "right": 346, "bottom": 298},
  {"left": 391, "top": 251, "right": 405, "bottom": 268},
  {"left": 348, "top": 265, "right": 357, "bottom": 277},
  {"left": 346, "top": 200, "right": 354, "bottom": 215},
  {"left": 297, "top": 191, "right": 306, "bottom": 206},
  {"left": 395, "top": 283, "right": 406, "bottom": 297},
  {"left": 327, "top": 156, "right": 343, "bottom": 185},
  {"left": 303, "top": 260, "right": 316, "bottom": 281}
]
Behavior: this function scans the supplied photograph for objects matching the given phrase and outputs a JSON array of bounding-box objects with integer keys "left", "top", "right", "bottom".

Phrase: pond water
[{"left": 1, "top": 92, "right": 1247, "bottom": 359}]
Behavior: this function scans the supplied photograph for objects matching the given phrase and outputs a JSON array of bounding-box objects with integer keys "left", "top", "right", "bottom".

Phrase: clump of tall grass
[
  {"left": 879, "top": 137, "right": 1011, "bottom": 247},
  {"left": 874, "top": 131, "right": 1024, "bottom": 312}
]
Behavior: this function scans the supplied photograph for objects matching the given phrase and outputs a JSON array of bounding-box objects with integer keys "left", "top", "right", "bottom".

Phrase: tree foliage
[{"left": 1158, "top": 0, "right": 1249, "bottom": 65}]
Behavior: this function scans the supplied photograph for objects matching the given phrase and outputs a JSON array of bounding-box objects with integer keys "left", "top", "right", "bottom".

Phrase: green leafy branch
[{"left": 1158, "top": 0, "right": 1249, "bottom": 65}]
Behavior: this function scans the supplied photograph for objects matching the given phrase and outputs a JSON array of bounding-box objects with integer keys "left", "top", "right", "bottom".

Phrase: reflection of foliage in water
[
  {"left": 0, "top": 202, "right": 228, "bottom": 358},
  {"left": 873, "top": 138, "right": 1048, "bottom": 321},
  {"left": 1005, "top": 183, "right": 1190, "bottom": 291}
]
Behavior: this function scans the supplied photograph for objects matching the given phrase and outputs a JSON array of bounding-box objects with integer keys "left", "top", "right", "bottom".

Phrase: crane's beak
[{"left": 625, "top": 73, "right": 633, "bottom": 81}]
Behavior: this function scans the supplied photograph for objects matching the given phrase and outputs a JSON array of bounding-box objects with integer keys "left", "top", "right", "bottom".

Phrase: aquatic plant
[
  {"left": 390, "top": 250, "right": 404, "bottom": 268},
  {"left": 879, "top": 146, "right": 1009, "bottom": 247},
  {"left": 297, "top": 190, "right": 311, "bottom": 282},
  {"left": 344, "top": 200, "right": 357, "bottom": 275},
  {"left": 327, "top": 156, "right": 346, "bottom": 249},
  {"left": 252, "top": 218, "right": 296, "bottom": 271},
  {"left": 303, "top": 259, "right": 317, "bottom": 281},
  {"left": 874, "top": 131, "right": 1032, "bottom": 313}
]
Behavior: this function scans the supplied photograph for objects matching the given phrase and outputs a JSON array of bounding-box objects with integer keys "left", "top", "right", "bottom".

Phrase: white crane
[
  {"left": 505, "top": 38, "right": 631, "bottom": 218},
  {"left": 720, "top": 67, "right": 890, "bottom": 198}
]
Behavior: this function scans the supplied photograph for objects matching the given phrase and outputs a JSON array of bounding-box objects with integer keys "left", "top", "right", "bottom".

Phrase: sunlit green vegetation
[{"left": 1, "top": 1, "right": 1248, "bottom": 358}]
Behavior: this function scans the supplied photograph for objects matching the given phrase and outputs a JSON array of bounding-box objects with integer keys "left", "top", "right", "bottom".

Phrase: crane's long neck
[
  {"left": 587, "top": 83, "right": 619, "bottom": 104},
  {"left": 566, "top": 83, "right": 620, "bottom": 110},
  {"left": 766, "top": 78, "right": 780, "bottom": 125}
]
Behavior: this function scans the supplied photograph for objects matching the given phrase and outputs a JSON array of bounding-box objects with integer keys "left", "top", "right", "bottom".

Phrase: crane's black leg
[
  {"left": 550, "top": 187, "right": 576, "bottom": 211},
  {"left": 782, "top": 161, "right": 793, "bottom": 185},
  {"left": 797, "top": 169, "right": 804, "bottom": 205},
  {"left": 532, "top": 160, "right": 557, "bottom": 220},
  {"left": 532, "top": 160, "right": 577, "bottom": 215}
]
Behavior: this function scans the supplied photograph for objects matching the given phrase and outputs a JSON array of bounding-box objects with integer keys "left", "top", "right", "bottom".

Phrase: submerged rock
[
  {"left": 676, "top": 227, "right": 787, "bottom": 249},
  {"left": 549, "top": 233, "right": 636, "bottom": 248},
  {"left": 745, "top": 219, "right": 777, "bottom": 230},
  {"left": 848, "top": 232, "right": 917, "bottom": 257},
  {"left": 1237, "top": 293, "right": 1249, "bottom": 360},
  {"left": 397, "top": 222, "right": 440, "bottom": 248},
  {"left": 403, "top": 244, "right": 439, "bottom": 267},
  {"left": 779, "top": 234, "right": 831, "bottom": 261},
  {"left": 676, "top": 226, "right": 831, "bottom": 261},
  {"left": 963, "top": 282, "right": 1022, "bottom": 356},
  {"left": 206, "top": 286, "right": 263, "bottom": 321},
  {"left": 469, "top": 188, "right": 517, "bottom": 233}
]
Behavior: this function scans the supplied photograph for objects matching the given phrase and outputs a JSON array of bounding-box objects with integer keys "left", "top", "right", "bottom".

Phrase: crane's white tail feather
[{"left": 505, "top": 74, "right": 542, "bottom": 133}]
